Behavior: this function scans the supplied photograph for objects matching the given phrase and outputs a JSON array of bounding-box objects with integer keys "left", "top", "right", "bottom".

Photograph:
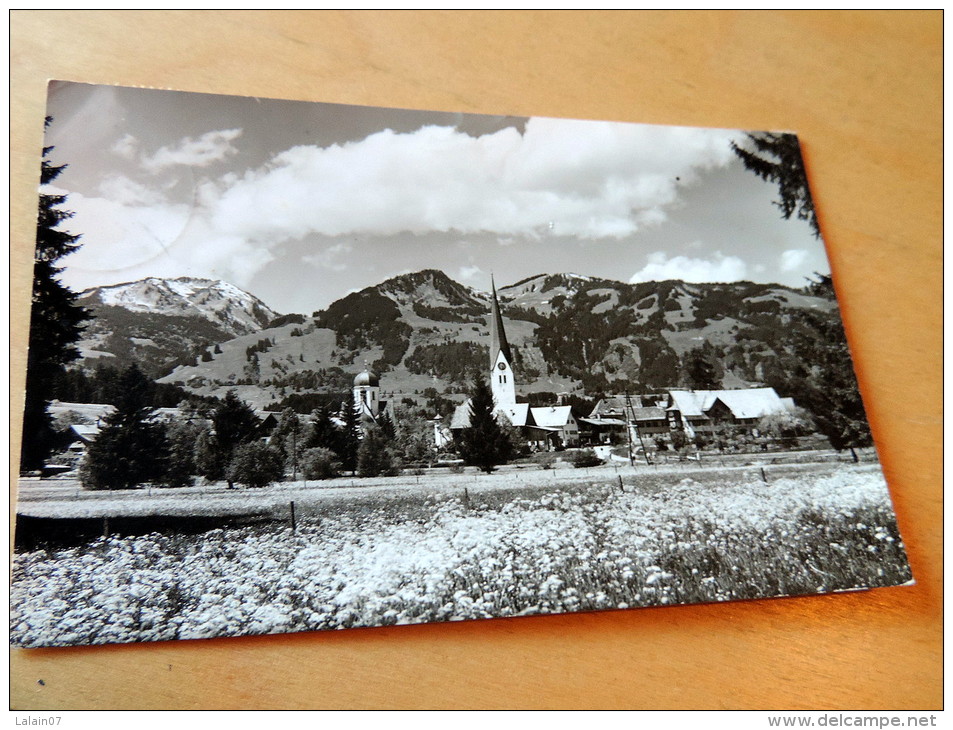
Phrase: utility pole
[
  {"left": 624, "top": 391, "right": 635, "bottom": 467},
  {"left": 291, "top": 425, "right": 298, "bottom": 482},
  {"left": 625, "top": 391, "right": 651, "bottom": 466}
]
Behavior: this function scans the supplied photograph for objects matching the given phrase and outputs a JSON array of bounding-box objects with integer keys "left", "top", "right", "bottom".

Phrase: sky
[{"left": 41, "top": 81, "right": 830, "bottom": 315}]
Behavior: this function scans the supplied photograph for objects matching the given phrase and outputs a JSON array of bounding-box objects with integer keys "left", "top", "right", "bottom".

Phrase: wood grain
[{"left": 9, "top": 10, "right": 941, "bottom": 710}]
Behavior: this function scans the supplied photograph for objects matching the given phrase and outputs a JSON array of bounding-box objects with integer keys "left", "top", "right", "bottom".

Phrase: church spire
[{"left": 489, "top": 274, "right": 512, "bottom": 369}]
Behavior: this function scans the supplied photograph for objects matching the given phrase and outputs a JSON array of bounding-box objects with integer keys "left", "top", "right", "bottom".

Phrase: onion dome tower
[{"left": 353, "top": 367, "right": 381, "bottom": 418}]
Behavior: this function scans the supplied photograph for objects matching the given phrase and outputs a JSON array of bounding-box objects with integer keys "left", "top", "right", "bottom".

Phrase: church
[
  {"left": 350, "top": 367, "right": 394, "bottom": 434},
  {"left": 449, "top": 277, "right": 580, "bottom": 450}
]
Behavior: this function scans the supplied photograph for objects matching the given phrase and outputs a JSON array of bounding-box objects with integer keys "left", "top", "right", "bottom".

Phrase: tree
[
  {"left": 376, "top": 409, "right": 397, "bottom": 442},
  {"left": 394, "top": 411, "right": 438, "bottom": 464},
  {"left": 227, "top": 441, "right": 284, "bottom": 489},
  {"left": 80, "top": 364, "right": 168, "bottom": 490},
  {"left": 456, "top": 378, "right": 514, "bottom": 473},
  {"left": 731, "top": 132, "right": 820, "bottom": 237},
  {"left": 757, "top": 407, "right": 815, "bottom": 449},
  {"left": 787, "top": 309, "right": 874, "bottom": 462},
  {"left": 210, "top": 390, "right": 260, "bottom": 487},
  {"left": 270, "top": 408, "right": 304, "bottom": 478},
  {"left": 304, "top": 405, "right": 338, "bottom": 451},
  {"left": 682, "top": 343, "right": 723, "bottom": 390},
  {"left": 300, "top": 447, "right": 341, "bottom": 480},
  {"left": 194, "top": 427, "right": 226, "bottom": 483},
  {"left": 356, "top": 429, "right": 401, "bottom": 478},
  {"left": 335, "top": 400, "right": 362, "bottom": 475},
  {"left": 669, "top": 429, "right": 690, "bottom": 453},
  {"left": 21, "top": 120, "right": 90, "bottom": 471},
  {"left": 163, "top": 420, "right": 202, "bottom": 488}
]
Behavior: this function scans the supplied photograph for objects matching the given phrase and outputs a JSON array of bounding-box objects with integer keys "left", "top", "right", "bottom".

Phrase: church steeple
[
  {"left": 489, "top": 274, "right": 512, "bottom": 369},
  {"left": 489, "top": 275, "right": 516, "bottom": 407}
]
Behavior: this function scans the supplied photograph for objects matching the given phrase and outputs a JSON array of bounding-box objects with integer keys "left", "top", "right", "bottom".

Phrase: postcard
[{"left": 11, "top": 81, "right": 911, "bottom": 647}]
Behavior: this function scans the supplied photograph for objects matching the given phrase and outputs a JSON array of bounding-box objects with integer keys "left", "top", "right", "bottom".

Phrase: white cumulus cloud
[
  {"left": 58, "top": 117, "right": 743, "bottom": 293},
  {"left": 141, "top": 128, "right": 243, "bottom": 173},
  {"left": 629, "top": 251, "right": 748, "bottom": 284},
  {"left": 458, "top": 265, "right": 484, "bottom": 283},
  {"left": 200, "top": 119, "right": 738, "bottom": 243},
  {"left": 780, "top": 249, "right": 808, "bottom": 271}
]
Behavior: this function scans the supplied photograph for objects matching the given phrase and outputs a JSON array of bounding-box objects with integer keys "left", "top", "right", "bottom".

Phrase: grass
[{"left": 10, "top": 462, "right": 912, "bottom": 647}]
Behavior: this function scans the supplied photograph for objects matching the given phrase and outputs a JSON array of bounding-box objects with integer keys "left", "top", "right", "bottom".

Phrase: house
[
  {"left": 665, "top": 387, "right": 794, "bottom": 437},
  {"left": 580, "top": 395, "right": 668, "bottom": 444},
  {"left": 529, "top": 405, "right": 580, "bottom": 448}
]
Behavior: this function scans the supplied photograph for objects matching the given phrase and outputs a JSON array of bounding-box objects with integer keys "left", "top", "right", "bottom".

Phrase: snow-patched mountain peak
[{"left": 79, "top": 277, "right": 279, "bottom": 337}]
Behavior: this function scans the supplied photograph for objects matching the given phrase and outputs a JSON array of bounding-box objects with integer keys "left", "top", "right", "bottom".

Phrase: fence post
[
  {"left": 618, "top": 475, "right": 624, "bottom": 494},
  {"left": 290, "top": 500, "right": 297, "bottom": 531},
  {"left": 761, "top": 467, "right": 768, "bottom": 483}
]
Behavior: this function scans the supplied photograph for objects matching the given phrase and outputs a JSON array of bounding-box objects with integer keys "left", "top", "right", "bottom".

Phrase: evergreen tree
[
  {"left": 21, "top": 120, "right": 90, "bottom": 471},
  {"left": 376, "top": 409, "right": 397, "bottom": 441},
  {"left": 305, "top": 405, "right": 338, "bottom": 451},
  {"left": 195, "top": 427, "right": 226, "bottom": 482},
  {"left": 730, "top": 132, "right": 820, "bottom": 237},
  {"left": 211, "top": 390, "right": 260, "bottom": 487},
  {"left": 80, "top": 364, "right": 167, "bottom": 490},
  {"left": 457, "top": 378, "right": 514, "bottom": 473},
  {"left": 269, "top": 408, "right": 304, "bottom": 478},
  {"left": 682, "top": 343, "right": 723, "bottom": 390},
  {"left": 335, "top": 400, "right": 362, "bottom": 474},
  {"left": 789, "top": 310, "right": 873, "bottom": 461}
]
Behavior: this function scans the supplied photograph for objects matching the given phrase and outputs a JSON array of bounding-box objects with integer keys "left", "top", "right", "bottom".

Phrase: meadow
[{"left": 10, "top": 463, "right": 912, "bottom": 647}]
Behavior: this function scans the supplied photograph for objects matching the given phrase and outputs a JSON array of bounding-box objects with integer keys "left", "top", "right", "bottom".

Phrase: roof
[
  {"left": 579, "top": 417, "right": 626, "bottom": 427},
  {"left": 354, "top": 369, "right": 380, "bottom": 387},
  {"left": 590, "top": 395, "right": 645, "bottom": 416},
  {"left": 530, "top": 405, "right": 574, "bottom": 428},
  {"left": 69, "top": 424, "right": 101, "bottom": 442},
  {"left": 498, "top": 403, "right": 530, "bottom": 427},
  {"left": 667, "top": 388, "right": 790, "bottom": 420},
  {"left": 48, "top": 401, "right": 115, "bottom": 422},
  {"left": 489, "top": 276, "right": 512, "bottom": 368},
  {"left": 667, "top": 390, "right": 708, "bottom": 417},
  {"left": 708, "top": 388, "right": 790, "bottom": 419},
  {"left": 448, "top": 400, "right": 531, "bottom": 429},
  {"left": 448, "top": 402, "right": 468, "bottom": 430},
  {"left": 630, "top": 406, "right": 668, "bottom": 421}
]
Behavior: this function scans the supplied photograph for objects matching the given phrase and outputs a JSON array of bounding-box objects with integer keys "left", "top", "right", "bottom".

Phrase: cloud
[
  {"left": 141, "top": 129, "right": 243, "bottom": 172},
  {"left": 458, "top": 264, "right": 484, "bottom": 283},
  {"left": 59, "top": 117, "right": 742, "bottom": 293},
  {"left": 202, "top": 119, "right": 738, "bottom": 243},
  {"left": 629, "top": 251, "right": 748, "bottom": 284},
  {"left": 53, "top": 187, "right": 273, "bottom": 293},
  {"left": 303, "top": 242, "right": 353, "bottom": 272},
  {"left": 780, "top": 249, "right": 808, "bottom": 272},
  {"left": 111, "top": 134, "right": 139, "bottom": 160},
  {"left": 97, "top": 174, "right": 166, "bottom": 206}
]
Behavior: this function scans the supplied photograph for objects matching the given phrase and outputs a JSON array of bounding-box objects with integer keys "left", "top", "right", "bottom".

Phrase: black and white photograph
[{"left": 11, "top": 80, "right": 912, "bottom": 648}]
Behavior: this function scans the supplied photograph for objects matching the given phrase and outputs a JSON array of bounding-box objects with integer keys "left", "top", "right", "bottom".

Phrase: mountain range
[
  {"left": 69, "top": 269, "right": 839, "bottom": 409},
  {"left": 75, "top": 277, "right": 279, "bottom": 377},
  {"left": 72, "top": 269, "right": 842, "bottom": 409}
]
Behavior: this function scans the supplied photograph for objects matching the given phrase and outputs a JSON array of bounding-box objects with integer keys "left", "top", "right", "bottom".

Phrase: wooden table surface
[{"left": 9, "top": 10, "right": 942, "bottom": 710}]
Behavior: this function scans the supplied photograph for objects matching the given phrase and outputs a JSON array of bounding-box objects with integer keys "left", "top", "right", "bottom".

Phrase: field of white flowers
[{"left": 10, "top": 464, "right": 911, "bottom": 647}]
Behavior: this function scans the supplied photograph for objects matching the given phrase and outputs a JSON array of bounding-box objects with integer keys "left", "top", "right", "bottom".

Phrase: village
[{"left": 42, "top": 277, "right": 821, "bottom": 486}]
